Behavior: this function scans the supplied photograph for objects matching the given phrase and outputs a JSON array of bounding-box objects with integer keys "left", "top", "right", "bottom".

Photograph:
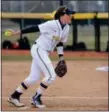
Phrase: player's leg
[
  {"left": 8, "top": 45, "right": 41, "bottom": 107},
  {"left": 31, "top": 47, "right": 56, "bottom": 108}
]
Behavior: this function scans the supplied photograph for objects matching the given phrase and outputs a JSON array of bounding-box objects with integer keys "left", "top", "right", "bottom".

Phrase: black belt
[{"left": 34, "top": 42, "right": 37, "bottom": 44}]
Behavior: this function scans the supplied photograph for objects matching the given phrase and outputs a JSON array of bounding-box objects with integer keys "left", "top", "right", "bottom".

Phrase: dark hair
[{"left": 54, "top": 6, "right": 67, "bottom": 19}]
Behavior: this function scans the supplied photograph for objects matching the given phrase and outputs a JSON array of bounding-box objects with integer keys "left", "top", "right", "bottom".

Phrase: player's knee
[
  {"left": 50, "top": 73, "right": 56, "bottom": 82},
  {"left": 43, "top": 73, "right": 56, "bottom": 84},
  {"left": 24, "top": 75, "right": 39, "bottom": 85},
  {"left": 48, "top": 73, "right": 56, "bottom": 84}
]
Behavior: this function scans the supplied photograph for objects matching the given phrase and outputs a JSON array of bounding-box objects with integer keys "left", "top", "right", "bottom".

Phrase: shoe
[
  {"left": 7, "top": 96, "right": 25, "bottom": 107},
  {"left": 31, "top": 94, "right": 46, "bottom": 108}
]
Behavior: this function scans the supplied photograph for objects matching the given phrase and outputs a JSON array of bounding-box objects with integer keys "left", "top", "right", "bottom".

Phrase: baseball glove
[{"left": 55, "top": 60, "right": 67, "bottom": 77}]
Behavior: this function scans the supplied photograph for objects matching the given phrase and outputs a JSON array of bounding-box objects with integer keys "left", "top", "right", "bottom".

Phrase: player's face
[{"left": 63, "top": 14, "right": 72, "bottom": 24}]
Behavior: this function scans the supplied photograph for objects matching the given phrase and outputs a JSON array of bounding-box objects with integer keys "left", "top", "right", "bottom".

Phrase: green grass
[{"left": 2, "top": 55, "right": 108, "bottom": 61}]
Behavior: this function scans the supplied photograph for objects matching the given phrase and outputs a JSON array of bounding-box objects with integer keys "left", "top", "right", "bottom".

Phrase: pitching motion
[{"left": 7, "top": 6, "right": 75, "bottom": 108}]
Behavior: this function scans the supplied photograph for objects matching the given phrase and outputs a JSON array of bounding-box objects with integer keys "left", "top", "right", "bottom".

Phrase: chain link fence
[{"left": 2, "top": 0, "right": 108, "bottom": 13}]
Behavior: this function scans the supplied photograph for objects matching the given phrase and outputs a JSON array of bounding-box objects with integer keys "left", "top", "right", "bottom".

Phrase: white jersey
[{"left": 36, "top": 20, "right": 70, "bottom": 52}]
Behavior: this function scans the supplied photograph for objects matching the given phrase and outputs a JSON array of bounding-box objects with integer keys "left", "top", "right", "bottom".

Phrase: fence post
[
  {"left": 20, "top": 19, "right": 23, "bottom": 39},
  {"left": 60, "top": 0, "right": 63, "bottom": 6},
  {"left": 72, "top": 19, "right": 78, "bottom": 49},
  {"left": 94, "top": 12, "right": 101, "bottom": 52}
]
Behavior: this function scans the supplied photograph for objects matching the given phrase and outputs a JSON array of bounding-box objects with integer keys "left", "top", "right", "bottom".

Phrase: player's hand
[
  {"left": 12, "top": 30, "right": 21, "bottom": 35},
  {"left": 4, "top": 29, "right": 21, "bottom": 37},
  {"left": 59, "top": 56, "right": 64, "bottom": 61}
]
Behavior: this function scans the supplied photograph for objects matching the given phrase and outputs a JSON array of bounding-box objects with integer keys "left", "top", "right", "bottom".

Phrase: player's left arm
[
  {"left": 55, "top": 42, "right": 67, "bottom": 77},
  {"left": 55, "top": 26, "right": 70, "bottom": 77},
  {"left": 56, "top": 42, "right": 64, "bottom": 60},
  {"left": 56, "top": 25, "right": 69, "bottom": 61}
]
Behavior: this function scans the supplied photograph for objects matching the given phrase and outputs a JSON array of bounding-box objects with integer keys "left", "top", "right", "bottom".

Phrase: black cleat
[{"left": 31, "top": 94, "right": 45, "bottom": 108}]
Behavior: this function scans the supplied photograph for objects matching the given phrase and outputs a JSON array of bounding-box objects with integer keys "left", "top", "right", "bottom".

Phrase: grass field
[{"left": 2, "top": 55, "right": 108, "bottom": 61}]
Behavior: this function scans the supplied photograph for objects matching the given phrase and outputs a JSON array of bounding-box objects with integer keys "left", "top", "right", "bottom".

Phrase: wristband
[{"left": 56, "top": 46, "right": 64, "bottom": 55}]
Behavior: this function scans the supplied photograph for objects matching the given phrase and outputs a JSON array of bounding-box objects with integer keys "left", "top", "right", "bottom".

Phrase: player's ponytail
[{"left": 54, "top": 6, "right": 67, "bottom": 20}]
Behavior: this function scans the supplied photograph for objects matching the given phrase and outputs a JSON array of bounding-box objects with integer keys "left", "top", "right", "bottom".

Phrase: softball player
[{"left": 8, "top": 6, "right": 75, "bottom": 108}]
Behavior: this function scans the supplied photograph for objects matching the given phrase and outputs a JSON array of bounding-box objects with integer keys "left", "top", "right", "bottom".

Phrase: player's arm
[
  {"left": 55, "top": 42, "right": 67, "bottom": 77},
  {"left": 9, "top": 25, "right": 39, "bottom": 36},
  {"left": 21, "top": 25, "right": 39, "bottom": 34},
  {"left": 56, "top": 42, "right": 64, "bottom": 60}
]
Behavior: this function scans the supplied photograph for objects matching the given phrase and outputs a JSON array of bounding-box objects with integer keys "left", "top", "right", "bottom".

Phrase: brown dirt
[{"left": 2, "top": 59, "right": 108, "bottom": 111}]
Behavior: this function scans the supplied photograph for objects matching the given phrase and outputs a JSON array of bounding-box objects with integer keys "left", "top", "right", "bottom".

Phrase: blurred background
[
  {"left": 2, "top": 0, "right": 108, "bottom": 12},
  {"left": 1, "top": 0, "right": 108, "bottom": 52}
]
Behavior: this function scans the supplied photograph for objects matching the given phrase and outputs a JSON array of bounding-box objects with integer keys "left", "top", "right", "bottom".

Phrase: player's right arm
[{"left": 7, "top": 25, "right": 39, "bottom": 36}]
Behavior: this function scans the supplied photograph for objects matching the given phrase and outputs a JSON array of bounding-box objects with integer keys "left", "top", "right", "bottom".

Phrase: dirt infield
[
  {"left": 2, "top": 59, "right": 108, "bottom": 111},
  {"left": 1, "top": 50, "right": 108, "bottom": 111}
]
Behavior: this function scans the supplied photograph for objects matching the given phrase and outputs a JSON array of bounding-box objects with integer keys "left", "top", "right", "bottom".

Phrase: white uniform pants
[{"left": 24, "top": 44, "right": 56, "bottom": 86}]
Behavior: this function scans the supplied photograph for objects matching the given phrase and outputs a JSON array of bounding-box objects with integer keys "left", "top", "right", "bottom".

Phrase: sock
[
  {"left": 11, "top": 91, "right": 22, "bottom": 100},
  {"left": 11, "top": 82, "right": 28, "bottom": 100},
  {"left": 34, "top": 83, "right": 48, "bottom": 97},
  {"left": 16, "top": 82, "right": 28, "bottom": 93},
  {"left": 37, "top": 87, "right": 44, "bottom": 95},
  {"left": 37, "top": 82, "right": 48, "bottom": 94}
]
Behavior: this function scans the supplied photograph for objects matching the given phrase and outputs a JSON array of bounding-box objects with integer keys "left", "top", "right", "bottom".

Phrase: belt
[
  {"left": 34, "top": 41, "right": 51, "bottom": 53},
  {"left": 34, "top": 41, "right": 37, "bottom": 44}
]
